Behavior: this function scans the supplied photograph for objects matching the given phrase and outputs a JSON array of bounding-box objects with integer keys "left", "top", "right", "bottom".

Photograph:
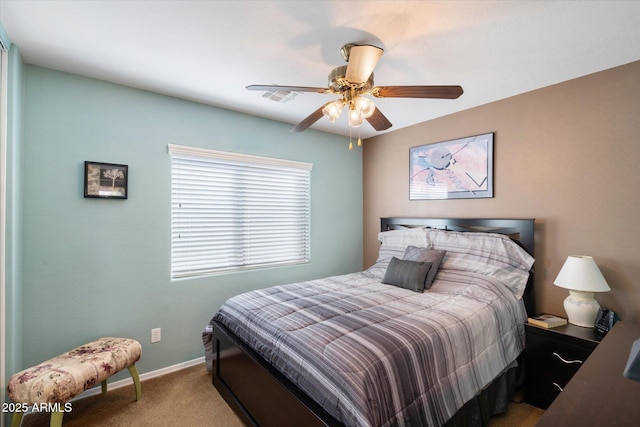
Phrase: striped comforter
[{"left": 213, "top": 266, "right": 527, "bottom": 426}]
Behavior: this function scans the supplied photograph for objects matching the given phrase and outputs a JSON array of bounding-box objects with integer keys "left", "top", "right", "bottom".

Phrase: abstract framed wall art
[
  {"left": 410, "top": 132, "right": 493, "bottom": 200},
  {"left": 84, "top": 161, "right": 128, "bottom": 199}
]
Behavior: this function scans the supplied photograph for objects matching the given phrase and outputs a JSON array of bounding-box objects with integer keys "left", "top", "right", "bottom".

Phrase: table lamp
[{"left": 553, "top": 255, "right": 611, "bottom": 327}]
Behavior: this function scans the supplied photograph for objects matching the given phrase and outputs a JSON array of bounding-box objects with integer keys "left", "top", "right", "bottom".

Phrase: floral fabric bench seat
[{"left": 7, "top": 337, "right": 142, "bottom": 427}]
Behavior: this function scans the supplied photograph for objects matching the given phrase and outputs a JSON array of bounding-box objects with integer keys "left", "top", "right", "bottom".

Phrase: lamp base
[{"left": 564, "top": 290, "right": 600, "bottom": 328}]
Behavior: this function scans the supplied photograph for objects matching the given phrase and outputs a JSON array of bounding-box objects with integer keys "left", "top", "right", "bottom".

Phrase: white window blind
[{"left": 168, "top": 144, "right": 312, "bottom": 279}]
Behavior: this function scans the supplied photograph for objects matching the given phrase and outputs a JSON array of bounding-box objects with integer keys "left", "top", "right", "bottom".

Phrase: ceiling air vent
[{"left": 261, "top": 89, "right": 301, "bottom": 103}]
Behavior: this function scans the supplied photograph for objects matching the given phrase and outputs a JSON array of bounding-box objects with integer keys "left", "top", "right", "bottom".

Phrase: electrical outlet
[{"left": 151, "top": 328, "right": 161, "bottom": 343}]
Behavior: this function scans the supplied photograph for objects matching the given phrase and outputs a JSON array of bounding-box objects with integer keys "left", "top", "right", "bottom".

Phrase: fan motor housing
[{"left": 328, "top": 65, "right": 374, "bottom": 94}]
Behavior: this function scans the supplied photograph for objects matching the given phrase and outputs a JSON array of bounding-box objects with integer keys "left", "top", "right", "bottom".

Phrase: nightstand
[
  {"left": 524, "top": 322, "right": 601, "bottom": 409},
  {"left": 536, "top": 322, "right": 640, "bottom": 426}
]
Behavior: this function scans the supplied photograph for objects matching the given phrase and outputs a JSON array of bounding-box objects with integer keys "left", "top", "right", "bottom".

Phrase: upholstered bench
[{"left": 7, "top": 337, "right": 142, "bottom": 427}]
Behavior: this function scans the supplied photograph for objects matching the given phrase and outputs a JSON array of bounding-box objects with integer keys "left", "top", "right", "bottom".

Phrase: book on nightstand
[{"left": 527, "top": 314, "right": 568, "bottom": 329}]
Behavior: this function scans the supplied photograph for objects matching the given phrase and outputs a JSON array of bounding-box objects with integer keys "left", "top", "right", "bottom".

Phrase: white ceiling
[{"left": 1, "top": 1, "right": 639, "bottom": 138}]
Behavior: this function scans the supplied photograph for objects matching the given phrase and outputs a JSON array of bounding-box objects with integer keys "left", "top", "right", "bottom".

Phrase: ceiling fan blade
[
  {"left": 246, "top": 84, "right": 328, "bottom": 94},
  {"left": 373, "top": 85, "right": 463, "bottom": 99},
  {"left": 345, "top": 45, "right": 384, "bottom": 84},
  {"left": 291, "top": 106, "right": 325, "bottom": 133},
  {"left": 366, "top": 107, "right": 392, "bottom": 131}
]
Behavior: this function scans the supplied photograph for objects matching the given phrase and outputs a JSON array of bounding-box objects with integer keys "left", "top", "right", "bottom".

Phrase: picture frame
[
  {"left": 410, "top": 132, "right": 494, "bottom": 200},
  {"left": 84, "top": 161, "right": 128, "bottom": 199}
]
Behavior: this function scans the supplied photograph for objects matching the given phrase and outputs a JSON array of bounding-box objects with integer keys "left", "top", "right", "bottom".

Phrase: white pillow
[
  {"left": 378, "top": 227, "right": 429, "bottom": 249},
  {"left": 376, "top": 227, "right": 429, "bottom": 263},
  {"left": 367, "top": 227, "right": 430, "bottom": 279}
]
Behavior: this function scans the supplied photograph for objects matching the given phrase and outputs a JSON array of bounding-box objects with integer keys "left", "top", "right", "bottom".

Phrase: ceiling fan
[{"left": 246, "top": 43, "right": 464, "bottom": 136}]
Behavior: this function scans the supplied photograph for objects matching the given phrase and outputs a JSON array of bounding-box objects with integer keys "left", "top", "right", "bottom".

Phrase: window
[{"left": 168, "top": 144, "right": 312, "bottom": 279}]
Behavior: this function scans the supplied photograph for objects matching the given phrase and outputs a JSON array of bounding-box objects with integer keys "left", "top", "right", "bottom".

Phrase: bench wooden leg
[
  {"left": 11, "top": 408, "right": 64, "bottom": 427},
  {"left": 50, "top": 410, "right": 64, "bottom": 427},
  {"left": 11, "top": 412, "right": 23, "bottom": 427},
  {"left": 128, "top": 363, "right": 142, "bottom": 401},
  {"left": 98, "top": 364, "right": 141, "bottom": 401}
]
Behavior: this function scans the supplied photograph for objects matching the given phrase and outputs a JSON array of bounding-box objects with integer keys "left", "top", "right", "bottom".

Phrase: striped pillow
[{"left": 425, "top": 229, "right": 534, "bottom": 297}]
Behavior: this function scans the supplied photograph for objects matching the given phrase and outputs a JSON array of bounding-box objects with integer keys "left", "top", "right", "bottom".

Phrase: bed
[{"left": 207, "top": 217, "right": 535, "bottom": 427}]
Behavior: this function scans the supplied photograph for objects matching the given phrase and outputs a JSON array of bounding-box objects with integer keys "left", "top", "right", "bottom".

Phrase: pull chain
[
  {"left": 349, "top": 126, "right": 353, "bottom": 150},
  {"left": 347, "top": 127, "right": 363, "bottom": 150}
]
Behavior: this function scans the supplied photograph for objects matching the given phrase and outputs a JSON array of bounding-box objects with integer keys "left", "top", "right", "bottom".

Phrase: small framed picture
[{"left": 84, "top": 161, "right": 128, "bottom": 199}]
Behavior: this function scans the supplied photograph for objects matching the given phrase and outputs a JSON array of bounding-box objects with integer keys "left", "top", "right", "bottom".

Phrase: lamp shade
[
  {"left": 354, "top": 96, "right": 375, "bottom": 119},
  {"left": 553, "top": 255, "right": 610, "bottom": 292},
  {"left": 321, "top": 99, "right": 344, "bottom": 122},
  {"left": 348, "top": 108, "right": 364, "bottom": 127}
]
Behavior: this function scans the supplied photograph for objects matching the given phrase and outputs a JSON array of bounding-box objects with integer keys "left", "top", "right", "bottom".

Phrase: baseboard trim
[
  {"left": 78, "top": 356, "right": 207, "bottom": 400},
  {"left": 78, "top": 347, "right": 242, "bottom": 399}
]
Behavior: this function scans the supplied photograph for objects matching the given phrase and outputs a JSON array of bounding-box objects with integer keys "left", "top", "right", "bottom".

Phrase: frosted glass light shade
[
  {"left": 321, "top": 96, "right": 376, "bottom": 128},
  {"left": 348, "top": 108, "right": 364, "bottom": 127},
  {"left": 322, "top": 99, "right": 344, "bottom": 122},
  {"left": 354, "top": 96, "right": 375, "bottom": 118}
]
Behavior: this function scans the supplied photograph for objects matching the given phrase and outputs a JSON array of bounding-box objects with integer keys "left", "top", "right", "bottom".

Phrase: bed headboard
[{"left": 380, "top": 217, "right": 536, "bottom": 315}]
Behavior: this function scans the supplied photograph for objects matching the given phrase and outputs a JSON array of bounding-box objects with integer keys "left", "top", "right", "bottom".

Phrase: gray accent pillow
[
  {"left": 382, "top": 257, "right": 432, "bottom": 293},
  {"left": 403, "top": 246, "right": 446, "bottom": 290}
]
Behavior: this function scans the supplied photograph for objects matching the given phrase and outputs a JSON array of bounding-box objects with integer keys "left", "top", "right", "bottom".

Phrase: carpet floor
[{"left": 20, "top": 363, "right": 543, "bottom": 426}]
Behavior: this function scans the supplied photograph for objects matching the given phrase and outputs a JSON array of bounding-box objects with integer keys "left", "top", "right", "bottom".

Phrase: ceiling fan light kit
[
  {"left": 322, "top": 99, "right": 344, "bottom": 122},
  {"left": 348, "top": 108, "right": 364, "bottom": 128},
  {"left": 347, "top": 96, "right": 375, "bottom": 128},
  {"left": 355, "top": 96, "right": 376, "bottom": 117},
  {"left": 246, "top": 42, "right": 464, "bottom": 146}
]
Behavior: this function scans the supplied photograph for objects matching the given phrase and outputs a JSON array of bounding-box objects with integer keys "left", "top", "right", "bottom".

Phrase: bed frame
[{"left": 212, "top": 217, "right": 535, "bottom": 427}]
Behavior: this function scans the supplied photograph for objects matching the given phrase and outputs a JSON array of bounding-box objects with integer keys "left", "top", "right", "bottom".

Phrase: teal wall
[
  {"left": 3, "top": 26, "right": 24, "bottom": 426},
  {"left": 5, "top": 43, "right": 23, "bottom": 380},
  {"left": 18, "top": 65, "right": 363, "bottom": 375}
]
